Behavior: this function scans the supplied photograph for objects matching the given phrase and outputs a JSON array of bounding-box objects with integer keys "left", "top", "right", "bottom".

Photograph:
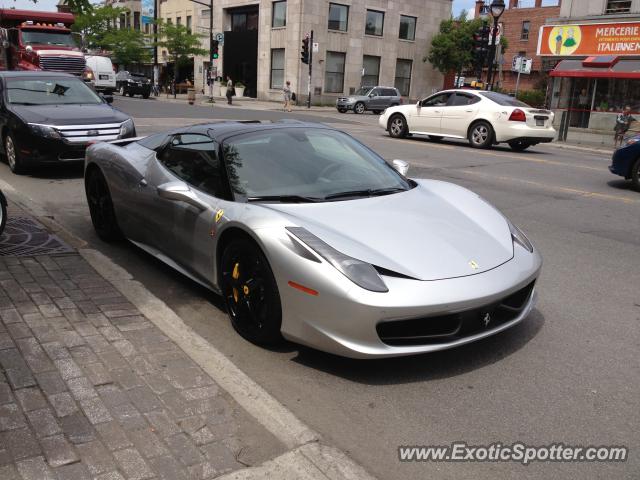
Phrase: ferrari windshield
[
  {"left": 6, "top": 77, "right": 103, "bottom": 105},
  {"left": 21, "top": 29, "right": 77, "bottom": 47},
  {"left": 223, "top": 128, "right": 411, "bottom": 201}
]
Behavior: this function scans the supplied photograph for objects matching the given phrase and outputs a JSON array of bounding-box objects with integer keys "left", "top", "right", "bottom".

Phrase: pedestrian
[
  {"left": 614, "top": 105, "right": 636, "bottom": 148},
  {"left": 226, "top": 76, "right": 234, "bottom": 105},
  {"left": 283, "top": 80, "right": 292, "bottom": 112},
  {"left": 577, "top": 88, "right": 590, "bottom": 128}
]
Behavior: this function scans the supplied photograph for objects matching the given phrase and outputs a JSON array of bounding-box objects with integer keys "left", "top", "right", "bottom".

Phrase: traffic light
[
  {"left": 212, "top": 39, "right": 219, "bottom": 60},
  {"left": 301, "top": 36, "right": 309, "bottom": 64},
  {"left": 472, "top": 24, "right": 490, "bottom": 80}
]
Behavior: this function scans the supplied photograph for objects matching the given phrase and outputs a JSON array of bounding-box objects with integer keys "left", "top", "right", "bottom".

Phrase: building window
[
  {"left": 201, "top": 9, "right": 210, "bottom": 17},
  {"left": 232, "top": 11, "right": 259, "bottom": 32},
  {"left": 134, "top": 11, "right": 140, "bottom": 30},
  {"left": 365, "top": 10, "right": 384, "bottom": 36},
  {"left": 270, "top": 48, "right": 285, "bottom": 89},
  {"left": 324, "top": 51, "right": 345, "bottom": 93},
  {"left": 166, "top": 17, "right": 172, "bottom": 25},
  {"left": 399, "top": 15, "right": 416, "bottom": 41},
  {"left": 272, "top": 1, "right": 286, "bottom": 28},
  {"left": 521, "top": 20, "right": 530, "bottom": 40},
  {"left": 362, "top": 55, "right": 380, "bottom": 86},
  {"left": 186, "top": 15, "right": 192, "bottom": 33},
  {"left": 328, "top": 3, "right": 348, "bottom": 32},
  {"left": 605, "top": 0, "right": 631, "bottom": 13},
  {"left": 394, "top": 59, "right": 412, "bottom": 96},
  {"left": 176, "top": 17, "right": 181, "bottom": 26}
]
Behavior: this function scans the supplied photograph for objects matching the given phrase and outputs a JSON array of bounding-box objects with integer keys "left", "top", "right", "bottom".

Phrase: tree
[
  {"left": 104, "top": 29, "right": 151, "bottom": 66},
  {"left": 72, "top": 5, "right": 125, "bottom": 51},
  {"left": 425, "top": 12, "right": 482, "bottom": 77},
  {"left": 154, "top": 19, "right": 206, "bottom": 94}
]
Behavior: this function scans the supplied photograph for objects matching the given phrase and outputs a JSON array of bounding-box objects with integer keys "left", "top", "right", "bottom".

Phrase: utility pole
[
  {"left": 188, "top": 0, "right": 214, "bottom": 93},
  {"left": 153, "top": 0, "right": 158, "bottom": 89},
  {"left": 307, "top": 30, "right": 313, "bottom": 109}
]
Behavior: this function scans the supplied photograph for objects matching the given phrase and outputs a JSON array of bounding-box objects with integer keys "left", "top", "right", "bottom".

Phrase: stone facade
[
  {"left": 158, "top": 0, "right": 451, "bottom": 102},
  {"left": 559, "top": 0, "right": 640, "bottom": 18}
]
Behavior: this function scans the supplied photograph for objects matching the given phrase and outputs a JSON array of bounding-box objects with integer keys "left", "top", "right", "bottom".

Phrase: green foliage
[
  {"left": 154, "top": 20, "right": 207, "bottom": 65},
  {"left": 104, "top": 29, "right": 151, "bottom": 65},
  {"left": 425, "top": 12, "right": 484, "bottom": 75},
  {"left": 516, "top": 90, "right": 546, "bottom": 107}
]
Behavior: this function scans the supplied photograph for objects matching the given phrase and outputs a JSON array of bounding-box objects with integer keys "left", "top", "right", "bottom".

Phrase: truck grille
[
  {"left": 55, "top": 123, "right": 122, "bottom": 144},
  {"left": 38, "top": 55, "right": 86, "bottom": 76}
]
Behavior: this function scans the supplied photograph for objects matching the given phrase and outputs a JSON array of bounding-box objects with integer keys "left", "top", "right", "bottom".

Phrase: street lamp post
[
  {"left": 188, "top": 0, "right": 214, "bottom": 96},
  {"left": 485, "top": 0, "right": 505, "bottom": 91}
]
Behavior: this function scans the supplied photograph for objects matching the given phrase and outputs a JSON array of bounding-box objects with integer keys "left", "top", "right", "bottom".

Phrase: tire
[
  {"left": 631, "top": 158, "right": 640, "bottom": 189},
  {"left": 468, "top": 121, "right": 494, "bottom": 149},
  {"left": 388, "top": 114, "right": 408, "bottom": 139},
  {"left": 128, "top": 92, "right": 134, "bottom": 97},
  {"left": 354, "top": 102, "right": 365, "bottom": 114},
  {"left": 5, "top": 133, "right": 25, "bottom": 174},
  {"left": 429, "top": 135, "right": 443, "bottom": 142},
  {"left": 142, "top": 93, "right": 150, "bottom": 99},
  {"left": 85, "top": 168, "right": 123, "bottom": 242},
  {"left": 508, "top": 140, "right": 531, "bottom": 151},
  {"left": 0, "top": 196, "right": 6, "bottom": 238},
  {"left": 221, "top": 238, "right": 282, "bottom": 345},
  {"left": 337, "top": 108, "right": 347, "bottom": 113}
]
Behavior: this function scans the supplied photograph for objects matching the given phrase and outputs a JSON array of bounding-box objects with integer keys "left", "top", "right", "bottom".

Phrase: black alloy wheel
[
  {"left": 85, "top": 168, "right": 123, "bottom": 242},
  {"left": 221, "top": 238, "right": 282, "bottom": 345}
]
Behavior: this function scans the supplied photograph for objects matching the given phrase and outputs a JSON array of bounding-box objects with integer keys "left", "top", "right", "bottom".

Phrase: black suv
[{"left": 116, "top": 71, "right": 152, "bottom": 99}]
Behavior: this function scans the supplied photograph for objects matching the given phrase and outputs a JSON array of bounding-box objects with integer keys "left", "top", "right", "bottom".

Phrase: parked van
[{"left": 84, "top": 55, "right": 116, "bottom": 94}]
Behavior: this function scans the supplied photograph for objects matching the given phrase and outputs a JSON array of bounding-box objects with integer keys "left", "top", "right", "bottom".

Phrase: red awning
[{"left": 550, "top": 58, "right": 640, "bottom": 79}]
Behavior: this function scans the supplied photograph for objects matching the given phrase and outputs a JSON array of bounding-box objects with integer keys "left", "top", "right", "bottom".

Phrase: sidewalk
[{"left": 0, "top": 201, "right": 375, "bottom": 480}]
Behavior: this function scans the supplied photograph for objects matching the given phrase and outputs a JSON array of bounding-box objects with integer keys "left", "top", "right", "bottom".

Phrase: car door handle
[
  {"left": 465, "top": 110, "right": 473, "bottom": 113},
  {"left": 139, "top": 179, "right": 148, "bottom": 187}
]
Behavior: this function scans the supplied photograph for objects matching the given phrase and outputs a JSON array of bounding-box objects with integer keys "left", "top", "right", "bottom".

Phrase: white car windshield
[
  {"left": 6, "top": 77, "right": 104, "bottom": 105},
  {"left": 223, "top": 128, "right": 411, "bottom": 201}
]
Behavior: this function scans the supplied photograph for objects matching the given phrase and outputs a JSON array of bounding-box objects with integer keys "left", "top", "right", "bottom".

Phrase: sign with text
[{"left": 538, "top": 22, "right": 640, "bottom": 56}]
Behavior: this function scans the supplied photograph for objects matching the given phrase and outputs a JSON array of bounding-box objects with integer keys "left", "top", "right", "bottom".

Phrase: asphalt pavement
[{"left": 0, "top": 95, "right": 638, "bottom": 480}]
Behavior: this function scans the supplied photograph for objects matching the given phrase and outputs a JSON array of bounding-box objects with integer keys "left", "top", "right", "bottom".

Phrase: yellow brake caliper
[{"left": 232, "top": 263, "right": 240, "bottom": 303}]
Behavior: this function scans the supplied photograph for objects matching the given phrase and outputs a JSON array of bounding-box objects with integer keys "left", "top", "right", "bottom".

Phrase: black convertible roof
[{"left": 184, "top": 120, "right": 333, "bottom": 141}]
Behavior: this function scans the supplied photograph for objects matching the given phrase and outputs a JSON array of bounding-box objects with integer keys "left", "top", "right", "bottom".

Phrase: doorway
[{"left": 223, "top": 6, "right": 259, "bottom": 98}]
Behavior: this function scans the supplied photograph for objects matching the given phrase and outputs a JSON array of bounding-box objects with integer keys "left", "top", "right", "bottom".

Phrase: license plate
[
  {"left": 536, "top": 118, "right": 544, "bottom": 126},
  {"left": 99, "top": 74, "right": 109, "bottom": 80}
]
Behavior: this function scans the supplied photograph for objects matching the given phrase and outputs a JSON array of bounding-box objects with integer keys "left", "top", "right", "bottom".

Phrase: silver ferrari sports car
[{"left": 84, "top": 121, "right": 541, "bottom": 359}]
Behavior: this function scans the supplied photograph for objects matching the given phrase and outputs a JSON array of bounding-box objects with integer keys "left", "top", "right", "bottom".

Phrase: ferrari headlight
[
  {"left": 28, "top": 123, "right": 61, "bottom": 139},
  {"left": 286, "top": 227, "right": 388, "bottom": 292},
  {"left": 508, "top": 220, "right": 533, "bottom": 253},
  {"left": 119, "top": 119, "right": 135, "bottom": 138}
]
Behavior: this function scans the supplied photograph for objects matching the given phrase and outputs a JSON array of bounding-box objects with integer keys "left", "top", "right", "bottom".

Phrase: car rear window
[
  {"left": 478, "top": 91, "right": 530, "bottom": 107},
  {"left": 383, "top": 88, "right": 397, "bottom": 96}
]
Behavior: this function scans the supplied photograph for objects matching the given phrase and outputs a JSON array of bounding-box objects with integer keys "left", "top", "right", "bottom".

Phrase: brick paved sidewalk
[{"left": 0, "top": 252, "right": 282, "bottom": 480}]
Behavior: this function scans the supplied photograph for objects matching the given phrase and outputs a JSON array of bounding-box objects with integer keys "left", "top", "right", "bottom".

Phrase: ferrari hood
[{"left": 264, "top": 180, "right": 514, "bottom": 281}]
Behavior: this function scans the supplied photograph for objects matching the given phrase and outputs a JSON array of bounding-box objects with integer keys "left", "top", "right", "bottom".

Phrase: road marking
[{"left": 461, "top": 169, "right": 639, "bottom": 204}]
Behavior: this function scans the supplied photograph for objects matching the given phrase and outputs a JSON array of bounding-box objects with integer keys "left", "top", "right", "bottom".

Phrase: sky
[{"left": 453, "top": 0, "right": 478, "bottom": 18}]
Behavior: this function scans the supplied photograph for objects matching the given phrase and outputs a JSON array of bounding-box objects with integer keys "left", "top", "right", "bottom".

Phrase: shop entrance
[{"left": 223, "top": 6, "right": 259, "bottom": 98}]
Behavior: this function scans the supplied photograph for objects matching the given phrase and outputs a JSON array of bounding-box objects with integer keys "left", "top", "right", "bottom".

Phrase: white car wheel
[{"left": 469, "top": 122, "right": 493, "bottom": 149}]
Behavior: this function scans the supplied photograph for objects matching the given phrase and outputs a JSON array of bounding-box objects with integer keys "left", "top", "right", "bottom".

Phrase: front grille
[
  {"left": 55, "top": 123, "right": 122, "bottom": 144},
  {"left": 376, "top": 281, "right": 535, "bottom": 346},
  {"left": 38, "top": 55, "right": 86, "bottom": 76}
]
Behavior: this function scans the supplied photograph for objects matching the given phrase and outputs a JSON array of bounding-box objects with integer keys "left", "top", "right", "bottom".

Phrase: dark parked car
[
  {"left": 0, "top": 71, "right": 136, "bottom": 174},
  {"left": 0, "top": 188, "right": 6, "bottom": 236},
  {"left": 116, "top": 71, "right": 152, "bottom": 99},
  {"left": 336, "top": 86, "right": 402, "bottom": 114},
  {"left": 609, "top": 133, "right": 640, "bottom": 189}
]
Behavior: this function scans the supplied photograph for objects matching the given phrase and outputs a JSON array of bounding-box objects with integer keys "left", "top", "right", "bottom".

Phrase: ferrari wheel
[
  {"left": 221, "top": 238, "right": 282, "bottom": 345},
  {"left": 86, "top": 168, "right": 123, "bottom": 242}
]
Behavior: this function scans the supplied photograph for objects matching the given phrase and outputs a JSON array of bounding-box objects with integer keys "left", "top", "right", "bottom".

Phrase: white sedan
[{"left": 379, "top": 89, "right": 556, "bottom": 151}]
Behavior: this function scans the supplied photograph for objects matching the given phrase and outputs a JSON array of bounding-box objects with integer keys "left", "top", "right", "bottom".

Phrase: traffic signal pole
[{"left": 307, "top": 30, "right": 313, "bottom": 109}]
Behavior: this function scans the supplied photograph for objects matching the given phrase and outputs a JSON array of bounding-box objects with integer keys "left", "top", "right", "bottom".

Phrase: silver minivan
[{"left": 336, "top": 86, "right": 402, "bottom": 114}]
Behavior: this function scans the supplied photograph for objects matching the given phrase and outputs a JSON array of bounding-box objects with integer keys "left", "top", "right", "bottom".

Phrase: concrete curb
[{"left": 541, "top": 142, "right": 613, "bottom": 155}]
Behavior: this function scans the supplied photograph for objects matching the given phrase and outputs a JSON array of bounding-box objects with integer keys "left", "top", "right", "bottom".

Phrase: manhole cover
[{"left": 0, "top": 216, "right": 75, "bottom": 257}]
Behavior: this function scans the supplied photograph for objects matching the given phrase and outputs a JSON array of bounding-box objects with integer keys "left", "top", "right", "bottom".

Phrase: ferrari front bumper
[{"left": 260, "top": 231, "right": 542, "bottom": 359}]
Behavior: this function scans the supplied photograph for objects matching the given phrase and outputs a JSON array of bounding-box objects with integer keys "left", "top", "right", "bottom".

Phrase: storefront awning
[{"left": 550, "top": 57, "right": 640, "bottom": 78}]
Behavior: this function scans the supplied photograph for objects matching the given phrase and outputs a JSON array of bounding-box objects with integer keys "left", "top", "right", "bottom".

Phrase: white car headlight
[
  {"left": 286, "top": 227, "right": 388, "bottom": 292},
  {"left": 28, "top": 123, "right": 61, "bottom": 139},
  {"left": 508, "top": 220, "right": 533, "bottom": 253},
  {"left": 119, "top": 119, "right": 135, "bottom": 138}
]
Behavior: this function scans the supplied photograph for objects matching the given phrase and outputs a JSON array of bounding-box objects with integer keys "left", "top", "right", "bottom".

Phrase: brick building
[{"left": 474, "top": 0, "right": 561, "bottom": 93}]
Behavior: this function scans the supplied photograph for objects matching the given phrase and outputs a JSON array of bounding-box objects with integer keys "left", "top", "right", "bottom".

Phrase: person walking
[
  {"left": 283, "top": 80, "right": 292, "bottom": 112},
  {"left": 226, "top": 76, "right": 234, "bottom": 105},
  {"left": 614, "top": 106, "right": 636, "bottom": 148}
]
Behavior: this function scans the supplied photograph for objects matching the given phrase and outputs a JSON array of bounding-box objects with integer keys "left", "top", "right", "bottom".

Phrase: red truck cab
[{"left": 0, "top": 9, "right": 85, "bottom": 76}]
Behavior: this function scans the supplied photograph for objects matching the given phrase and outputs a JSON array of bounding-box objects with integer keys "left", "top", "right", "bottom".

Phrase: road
[{"left": 1, "top": 96, "right": 638, "bottom": 480}]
